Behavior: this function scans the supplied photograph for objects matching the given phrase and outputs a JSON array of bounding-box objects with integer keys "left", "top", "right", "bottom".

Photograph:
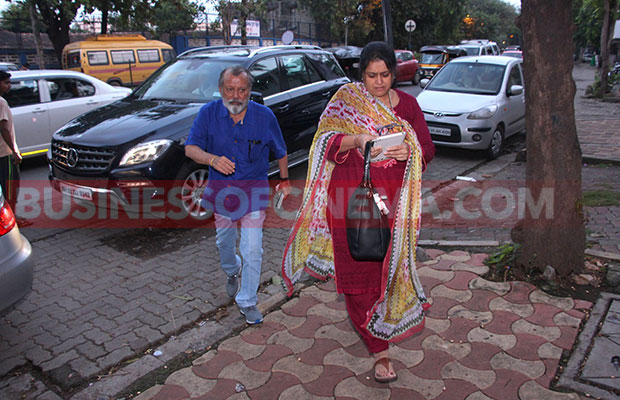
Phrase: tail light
[{"left": 0, "top": 199, "right": 17, "bottom": 236}]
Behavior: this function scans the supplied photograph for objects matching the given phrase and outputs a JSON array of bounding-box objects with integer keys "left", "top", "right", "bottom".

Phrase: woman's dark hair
[{"left": 359, "top": 41, "right": 396, "bottom": 80}]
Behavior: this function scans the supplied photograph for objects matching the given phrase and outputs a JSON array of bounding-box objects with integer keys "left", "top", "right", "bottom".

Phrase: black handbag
[{"left": 346, "top": 141, "right": 391, "bottom": 261}]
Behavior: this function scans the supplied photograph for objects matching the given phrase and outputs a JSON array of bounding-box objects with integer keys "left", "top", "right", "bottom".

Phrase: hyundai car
[{"left": 417, "top": 55, "right": 525, "bottom": 159}]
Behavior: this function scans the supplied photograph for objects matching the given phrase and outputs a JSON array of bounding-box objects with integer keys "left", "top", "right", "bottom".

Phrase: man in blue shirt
[{"left": 185, "top": 66, "right": 291, "bottom": 325}]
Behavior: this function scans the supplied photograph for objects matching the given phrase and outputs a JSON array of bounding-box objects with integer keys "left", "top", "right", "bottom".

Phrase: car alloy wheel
[
  {"left": 180, "top": 168, "right": 212, "bottom": 219},
  {"left": 486, "top": 126, "right": 504, "bottom": 159}
]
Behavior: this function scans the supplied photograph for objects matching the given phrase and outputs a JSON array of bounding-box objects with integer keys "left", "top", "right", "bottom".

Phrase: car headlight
[
  {"left": 119, "top": 139, "right": 172, "bottom": 166},
  {"left": 467, "top": 105, "right": 498, "bottom": 120}
]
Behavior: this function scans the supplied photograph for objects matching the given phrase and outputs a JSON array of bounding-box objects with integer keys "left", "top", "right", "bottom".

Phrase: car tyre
[
  {"left": 485, "top": 125, "right": 504, "bottom": 159},
  {"left": 412, "top": 71, "right": 421, "bottom": 85},
  {"left": 175, "top": 165, "right": 213, "bottom": 220}
]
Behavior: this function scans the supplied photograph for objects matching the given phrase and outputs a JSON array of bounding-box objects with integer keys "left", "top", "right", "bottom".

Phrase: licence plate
[
  {"left": 429, "top": 126, "right": 452, "bottom": 136},
  {"left": 60, "top": 182, "right": 93, "bottom": 201}
]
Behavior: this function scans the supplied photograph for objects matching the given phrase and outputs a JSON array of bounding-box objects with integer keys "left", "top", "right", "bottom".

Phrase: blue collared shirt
[{"left": 186, "top": 100, "right": 286, "bottom": 219}]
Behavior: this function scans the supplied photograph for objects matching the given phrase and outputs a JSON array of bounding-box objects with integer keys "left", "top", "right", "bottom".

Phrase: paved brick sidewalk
[
  {"left": 420, "top": 63, "right": 620, "bottom": 254},
  {"left": 132, "top": 250, "right": 592, "bottom": 400}
]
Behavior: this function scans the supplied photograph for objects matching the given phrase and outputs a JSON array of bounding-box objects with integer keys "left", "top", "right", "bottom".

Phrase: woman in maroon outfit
[
  {"left": 326, "top": 42, "right": 434, "bottom": 382},
  {"left": 282, "top": 42, "right": 434, "bottom": 383}
]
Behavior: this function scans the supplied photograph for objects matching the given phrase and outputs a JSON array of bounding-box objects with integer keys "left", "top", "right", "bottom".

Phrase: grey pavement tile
[
  {"left": 24, "top": 344, "right": 54, "bottom": 365},
  {"left": 40, "top": 349, "right": 80, "bottom": 373},
  {"left": 96, "top": 346, "right": 134, "bottom": 371}
]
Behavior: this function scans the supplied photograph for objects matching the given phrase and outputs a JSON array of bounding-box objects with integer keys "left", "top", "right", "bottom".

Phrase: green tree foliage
[
  {"left": 294, "top": 0, "right": 375, "bottom": 45},
  {"left": 152, "top": 0, "right": 201, "bottom": 34},
  {"left": 574, "top": 0, "right": 604, "bottom": 50},
  {"left": 389, "top": 0, "right": 464, "bottom": 49},
  {"left": 0, "top": 1, "right": 41, "bottom": 33},
  {"left": 297, "top": 0, "right": 518, "bottom": 50},
  {"left": 108, "top": 0, "right": 201, "bottom": 37},
  {"left": 573, "top": 0, "right": 619, "bottom": 51},
  {"left": 460, "top": 0, "right": 519, "bottom": 46}
]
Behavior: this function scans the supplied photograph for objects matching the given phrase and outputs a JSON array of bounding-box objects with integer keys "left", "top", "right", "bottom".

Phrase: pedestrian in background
[
  {"left": 282, "top": 41, "right": 434, "bottom": 383},
  {"left": 185, "top": 65, "right": 291, "bottom": 325},
  {"left": 0, "top": 70, "right": 21, "bottom": 213}
]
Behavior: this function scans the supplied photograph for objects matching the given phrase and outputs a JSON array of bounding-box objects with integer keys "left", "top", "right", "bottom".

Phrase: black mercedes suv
[{"left": 48, "top": 45, "right": 348, "bottom": 220}]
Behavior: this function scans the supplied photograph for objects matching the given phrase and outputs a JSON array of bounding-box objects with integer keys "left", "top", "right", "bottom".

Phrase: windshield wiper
[{"left": 145, "top": 97, "right": 177, "bottom": 103}]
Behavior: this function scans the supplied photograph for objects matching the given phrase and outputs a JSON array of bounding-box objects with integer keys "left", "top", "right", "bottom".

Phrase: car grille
[{"left": 52, "top": 140, "right": 117, "bottom": 172}]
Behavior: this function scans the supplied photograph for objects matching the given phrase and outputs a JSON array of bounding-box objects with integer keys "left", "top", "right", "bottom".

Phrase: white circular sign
[
  {"left": 405, "top": 20, "right": 416, "bottom": 32},
  {"left": 282, "top": 30, "right": 294, "bottom": 45}
]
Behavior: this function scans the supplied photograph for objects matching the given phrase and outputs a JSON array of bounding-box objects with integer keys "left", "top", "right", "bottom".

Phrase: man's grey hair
[{"left": 218, "top": 66, "right": 253, "bottom": 89}]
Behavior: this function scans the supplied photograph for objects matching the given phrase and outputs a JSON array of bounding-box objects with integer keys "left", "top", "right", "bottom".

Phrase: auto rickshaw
[{"left": 418, "top": 45, "right": 467, "bottom": 80}]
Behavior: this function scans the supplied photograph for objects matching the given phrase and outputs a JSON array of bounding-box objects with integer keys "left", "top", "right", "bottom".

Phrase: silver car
[
  {"left": 5, "top": 70, "right": 131, "bottom": 158},
  {"left": 418, "top": 55, "right": 526, "bottom": 159},
  {"left": 0, "top": 62, "right": 19, "bottom": 71},
  {"left": 0, "top": 187, "right": 34, "bottom": 314}
]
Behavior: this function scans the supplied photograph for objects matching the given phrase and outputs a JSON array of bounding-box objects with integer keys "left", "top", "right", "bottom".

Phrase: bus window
[
  {"left": 162, "top": 49, "right": 175, "bottom": 63},
  {"left": 87, "top": 51, "right": 109, "bottom": 66},
  {"left": 67, "top": 51, "right": 81, "bottom": 68},
  {"left": 111, "top": 50, "right": 136, "bottom": 64},
  {"left": 137, "top": 49, "right": 160, "bottom": 63}
]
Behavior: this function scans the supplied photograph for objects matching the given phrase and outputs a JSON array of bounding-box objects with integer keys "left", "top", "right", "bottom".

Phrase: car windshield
[
  {"left": 426, "top": 62, "right": 506, "bottom": 95},
  {"left": 462, "top": 47, "right": 480, "bottom": 56},
  {"left": 421, "top": 53, "right": 445, "bottom": 65},
  {"left": 132, "top": 58, "right": 235, "bottom": 103}
]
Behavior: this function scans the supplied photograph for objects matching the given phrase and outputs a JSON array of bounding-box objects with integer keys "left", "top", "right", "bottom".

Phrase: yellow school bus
[{"left": 62, "top": 35, "right": 175, "bottom": 87}]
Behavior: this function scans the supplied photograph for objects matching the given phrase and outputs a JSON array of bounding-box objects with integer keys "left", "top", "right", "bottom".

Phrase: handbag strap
[{"left": 363, "top": 140, "right": 373, "bottom": 187}]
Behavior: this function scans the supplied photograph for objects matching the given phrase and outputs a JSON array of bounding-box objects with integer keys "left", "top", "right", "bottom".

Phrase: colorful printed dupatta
[{"left": 281, "top": 82, "right": 429, "bottom": 342}]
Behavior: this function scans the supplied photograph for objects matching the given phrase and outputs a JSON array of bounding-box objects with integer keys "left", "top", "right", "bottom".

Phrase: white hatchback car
[
  {"left": 418, "top": 55, "right": 526, "bottom": 159},
  {"left": 5, "top": 70, "right": 131, "bottom": 158}
]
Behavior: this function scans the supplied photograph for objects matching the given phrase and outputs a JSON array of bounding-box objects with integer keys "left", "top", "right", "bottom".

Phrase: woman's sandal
[{"left": 374, "top": 357, "right": 398, "bottom": 383}]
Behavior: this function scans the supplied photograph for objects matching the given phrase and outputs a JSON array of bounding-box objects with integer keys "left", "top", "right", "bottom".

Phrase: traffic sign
[{"left": 405, "top": 20, "right": 416, "bottom": 32}]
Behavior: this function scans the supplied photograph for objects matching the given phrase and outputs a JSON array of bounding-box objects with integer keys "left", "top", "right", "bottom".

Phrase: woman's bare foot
[{"left": 373, "top": 350, "right": 397, "bottom": 383}]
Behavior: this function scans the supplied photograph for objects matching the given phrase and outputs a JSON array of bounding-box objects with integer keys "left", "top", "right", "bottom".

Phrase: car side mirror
[
  {"left": 508, "top": 85, "right": 523, "bottom": 96},
  {"left": 420, "top": 78, "right": 429, "bottom": 88},
  {"left": 250, "top": 91, "right": 264, "bottom": 105}
]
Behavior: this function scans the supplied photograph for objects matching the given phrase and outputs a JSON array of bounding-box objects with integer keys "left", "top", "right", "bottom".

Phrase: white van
[{"left": 460, "top": 40, "right": 500, "bottom": 56}]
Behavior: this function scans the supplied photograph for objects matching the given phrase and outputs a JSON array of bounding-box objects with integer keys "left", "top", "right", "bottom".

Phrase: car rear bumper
[{"left": 0, "top": 229, "right": 34, "bottom": 314}]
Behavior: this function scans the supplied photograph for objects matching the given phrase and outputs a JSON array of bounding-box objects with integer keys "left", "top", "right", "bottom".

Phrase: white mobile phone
[
  {"left": 275, "top": 191, "right": 284, "bottom": 209},
  {"left": 370, "top": 132, "right": 406, "bottom": 161}
]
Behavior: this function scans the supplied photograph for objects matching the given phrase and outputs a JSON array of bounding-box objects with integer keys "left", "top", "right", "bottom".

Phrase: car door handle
[
  {"left": 278, "top": 104, "right": 290, "bottom": 112},
  {"left": 86, "top": 100, "right": 99, "bottom": 106},
  {"left": 32, "top": 107, "right": 46, "bottom": 114},
  {"left": 321, "top": 91, "right": 331, "bottom": 98}
]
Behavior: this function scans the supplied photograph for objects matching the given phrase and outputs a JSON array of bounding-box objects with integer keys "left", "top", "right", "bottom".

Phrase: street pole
[{"left": 382, "top": 0, "right": 394, "bottom": 48}]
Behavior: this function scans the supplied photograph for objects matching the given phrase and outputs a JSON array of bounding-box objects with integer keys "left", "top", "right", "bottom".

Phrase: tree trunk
[
  {"left": 101, "top": 1, "right": 109, "bottom": 34},
  {"left": 512, "top": 0, "right": 585, "bottom": 277},
  {"left": 240, "top": 0, "right": 248, "bottom": 45},
  {"left": 35, "top": 0, "right": 79, "bottom": 65},
  {"left": 219, "top": 0, "right": 233, "bottom": 45},
  {"left": 29, "top": 1, "right": 45, "bottom": 69}
]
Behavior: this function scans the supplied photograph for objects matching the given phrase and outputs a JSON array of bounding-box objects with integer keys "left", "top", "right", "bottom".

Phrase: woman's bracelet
[{"left": 210, "top": 155, "right": 218, "bottom": 166}]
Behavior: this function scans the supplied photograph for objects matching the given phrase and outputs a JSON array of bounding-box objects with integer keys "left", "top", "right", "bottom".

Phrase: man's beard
[{"left": 223, "top": 97, "right": 249, "bottom": 115}]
